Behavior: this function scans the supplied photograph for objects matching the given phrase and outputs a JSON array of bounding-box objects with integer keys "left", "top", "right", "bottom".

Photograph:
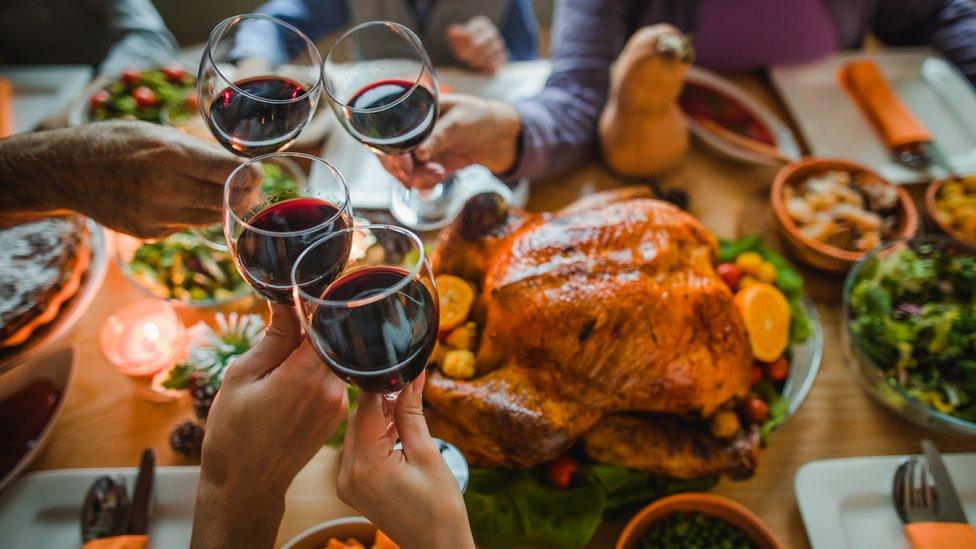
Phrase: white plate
[
  {"left": 770, "top": 48, "right": 976, "bottom": 184},
  {"left": 795, "top": 453, "right": 976, "bottom": 549},
  {"left": 0, "top": 347, "right": 74, "bottom": 493},
  {"left": 0, "top": 66, "right": 93, "bottom": 133},
  {"left": 0, "top": 466, "right": 200, "bottom": 548},
  {"left": 316, "top": 60, "right": 550, "bottom": 211},
  {"left": 0, "top": 219, "right": 109, "bottom": 372},
  {"left": 683, "top": 66, "right": 802, "bottom": 165}
]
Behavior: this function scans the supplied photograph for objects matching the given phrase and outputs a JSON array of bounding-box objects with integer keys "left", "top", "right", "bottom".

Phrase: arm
[
  {"left": 0, "top": 122, "right": 249, "bottom": 237},
  {"left": 508, "top": 0, "right": 625, "bottom": 179},
  {"left": 98, "top": 0, "right": 178, "bottom": 75},
  {"left": 233, "top": 0, "right": 349, "bottom": 66},
  {"left": 874, "top": 0, "right": 976, "bottom": 84},
  {"left": 499, "top": 0, "right": 540, "bottom": 61}
]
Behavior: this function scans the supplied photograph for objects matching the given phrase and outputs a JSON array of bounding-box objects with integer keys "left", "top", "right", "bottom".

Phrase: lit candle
[{"left": 100, "top": 299, "right": 185, "bottom": 376}]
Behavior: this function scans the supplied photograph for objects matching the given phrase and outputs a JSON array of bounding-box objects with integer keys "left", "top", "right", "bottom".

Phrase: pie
[{"left": 0, "top": 216, "right": 91, "bottom": 348}]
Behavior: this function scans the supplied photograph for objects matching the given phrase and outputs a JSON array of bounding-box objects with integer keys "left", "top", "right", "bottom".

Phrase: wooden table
[{"left": 29, "top": 75, "right": 976, "bottom": 548}]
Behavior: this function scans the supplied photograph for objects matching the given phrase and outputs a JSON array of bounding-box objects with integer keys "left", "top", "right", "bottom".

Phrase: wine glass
[
  {"left": 198, "top": 14, "right": 322, "bottom": 157},
  {"left": 225, "top": 152, "right": 353, "bottom": 304},
  {"left": 323, "top": 21, "right": 462, "bottom": 231},
  {"left": 292, "top": 224, "right": 439, "bottom": 398}
]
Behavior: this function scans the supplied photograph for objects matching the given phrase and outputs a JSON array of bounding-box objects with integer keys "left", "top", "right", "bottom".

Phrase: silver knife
[
  {"left": 127, "top": 448, "right": 156, "bottom": 535},
  {"left": 921, "top": 439, "right": 970, "bottom": 523}
]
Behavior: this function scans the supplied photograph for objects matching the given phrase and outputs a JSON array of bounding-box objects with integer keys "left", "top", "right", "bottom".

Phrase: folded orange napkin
[
  {"left": 838, "top": 59, "right": 931, "bottom": 148},
  {"left": 82, "top": 535, "right": 149, "bottom": 549},
  {"left": 0, "top": 77, "right": 13, "bottom": 138},
  {"left": 906, "top": 522, "right": 976, "bottom": 549}
]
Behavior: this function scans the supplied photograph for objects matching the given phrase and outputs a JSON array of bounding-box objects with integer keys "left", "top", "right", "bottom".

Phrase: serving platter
[
  {"left": 770, "top": 48, "right": 976, "bottom": 184},
  {"left": 0, "top": 466, "right": 200, "bottom": 548},
  {"left": 0, "top": 219, "right": 109, "bottom": 373},
  {"left": 796, "top": 453, "right": 976, "bottom": 549},
  {"left": 781, "top": 296, "right": 823, "bottom": 421},
  {"left": 683, "top": 66, "right": 802, "bottom": 166},
  {"left": 0, "top": 347, "right": 75, "bottom": 494}
]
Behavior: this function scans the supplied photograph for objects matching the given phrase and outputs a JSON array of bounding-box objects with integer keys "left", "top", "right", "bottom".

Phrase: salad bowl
[{"left": 842, "top": 235, "right": 976, "bottom": 436}]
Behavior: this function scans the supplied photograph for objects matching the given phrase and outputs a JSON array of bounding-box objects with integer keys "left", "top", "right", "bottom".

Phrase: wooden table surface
[{"left": 27, "top": 74, "right": 976, "bottom": 548}]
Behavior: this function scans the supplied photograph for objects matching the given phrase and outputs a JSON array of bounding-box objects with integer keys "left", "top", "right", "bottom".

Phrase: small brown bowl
[
  {"left": 616, "top": 493, "right": 781, "bottom": 549},
  {"left": 771, "top": 157, "right": 919, "bottom": 273},
  {"left": 924, "top": 177, "right": 976, "bottom": 250},
  {"left": 281, "top": 516, "right": 375, "bottom": 549}
]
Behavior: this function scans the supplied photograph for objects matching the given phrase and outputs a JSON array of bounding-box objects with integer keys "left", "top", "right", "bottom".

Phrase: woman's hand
[
  {"left": 337, "top": 373, "right": 474, "bottom": 549},
  {"left": 446, "top": 15, "right": 508, "bottom": 73},
  {"left": 379, "top": 94, "right": 521, "bottom": 190},
  {"left": 0, "top": 120, "right": 257, "bottom": 237},
  {"left": 191, "top": 305, "right": 349, "bottom": 549}
]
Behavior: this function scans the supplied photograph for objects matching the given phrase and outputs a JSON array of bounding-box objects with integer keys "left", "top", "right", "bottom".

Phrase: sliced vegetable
[
  {"left": 546, "top": 455, "right": 580, "bottom": 489},
  {"left": 121, "top": 69, "right": 142, "bottom": 87},
  {"left": 133, "top": 86, "right": 158, "bottom": 108}
]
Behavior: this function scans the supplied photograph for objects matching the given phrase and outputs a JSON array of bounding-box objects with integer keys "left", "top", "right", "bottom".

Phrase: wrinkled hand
[
  {"left": 191, "top": 304, "right": 349, "bottom": 549},
  {"left": 337, "top": 373, "right": 474, "bottom": 549},
  {"left": 379, "top": 94, "right": 521, "bottom": 190},
  {"left": 446, "top": 15, "right": 508, "bottom": 73},
  {"left": 0, "top": 120, "right": 256, "bottom": 238}
]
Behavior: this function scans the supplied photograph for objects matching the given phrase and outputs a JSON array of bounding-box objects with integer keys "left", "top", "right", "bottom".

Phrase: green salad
[
  {"left": 848, "top": 241, "right": 976, "bottom": 422},
  {"left": 88, "top": 66, "right": 196, "bottom": 124},
  {"left": 126, "top": 232, "right": 249, "bottom": 303}
]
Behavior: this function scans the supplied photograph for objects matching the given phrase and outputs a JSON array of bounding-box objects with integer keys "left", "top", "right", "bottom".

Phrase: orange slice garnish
[
  {"left": 733, "top": 283, "right": 791, "bottom": 362},
  {"left": 435, "top": 274, "right": 474, "bottom": 332}
]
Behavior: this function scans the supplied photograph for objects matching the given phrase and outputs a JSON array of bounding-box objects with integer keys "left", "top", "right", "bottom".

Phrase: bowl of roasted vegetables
[
  {"left": 926, "top": 175, "right": 976, "bottom": 250},
  {"left": 69, "top": 64, "right": 197, "bottom": 126},
  {"left": 116, "top": 230, "right": 252, "bottom": 308},
  {"left": 843, "top": 235, "right": 976, "bottom": 435}
]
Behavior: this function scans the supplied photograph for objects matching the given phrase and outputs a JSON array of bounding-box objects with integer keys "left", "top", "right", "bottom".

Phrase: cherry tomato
[
  {"left": 121, "top": 69, "right": 142, "bottom": 87},
  {"left": 162, "top": 65, "right": 186, "bottom": 82},
  {"left": 716, "top": 263, "right": 742, "bottom": 290},
  {"left": 89, "top": 89, "right": 111, "bottom": 109},
  {"left": 766, "top": 357, "right": 789, "bottom": 382},
  {"left": 132, "top": 86, "right": 158, "bottom": 108},
  {"left": 751, "top": 365, "right": 763, "bottom": 386},
  {"left": 743, "top": 397, "right": 769, "bottom": 424},
  {"left": 546, "top": 455, "right": 580, "bottom": 490}
]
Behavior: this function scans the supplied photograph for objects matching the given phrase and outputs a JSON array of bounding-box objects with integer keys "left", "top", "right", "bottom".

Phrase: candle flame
[{"left": 143, "top": 322, "right": 161, "bottom": 342}]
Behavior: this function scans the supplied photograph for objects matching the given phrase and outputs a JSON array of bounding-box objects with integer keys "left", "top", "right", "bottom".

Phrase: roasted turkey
[{"left": 425, "top": 187, "right": 760, "bottom": 479}]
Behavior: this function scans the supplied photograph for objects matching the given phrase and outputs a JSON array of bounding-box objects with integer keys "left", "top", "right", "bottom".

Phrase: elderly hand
[
  {"left": 379, "top": 94, "right": 521, "bottom": 190},
  {"left": 337, "top": 373, "right": 474, "bottom": 549},
  {"left": 191, "top": 304, "right": 349, "bottom": 549},
  {"left": 0, "top": 120, "right": 255, "bottom": 238},
  {"left": 446, "top": 15, "right": 508, "bottom": 73}
]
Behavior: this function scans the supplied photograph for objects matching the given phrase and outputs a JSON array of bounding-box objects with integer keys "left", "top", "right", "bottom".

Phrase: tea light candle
[{"left": 100, "top": 299, "right": 185, "bottom": 376}]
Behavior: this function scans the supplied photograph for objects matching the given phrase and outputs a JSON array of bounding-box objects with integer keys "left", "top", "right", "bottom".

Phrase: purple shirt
[
  {"left": 695, "top": 0, "right": 837, "bottom": 71},
  {"left": 510, "top": 0, "right": 976, "bottom": 181}
]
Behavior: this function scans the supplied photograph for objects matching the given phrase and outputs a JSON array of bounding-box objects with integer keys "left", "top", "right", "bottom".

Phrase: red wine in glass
[
  {"left": 345, "top": 78, "right": 437, "bottom": 156},
  {"left": 235, "top": 197, "right": 351, "bottom": 303},
  {"left": 311, "top": 266, "right": 437, "bottom": 393},
  {"left": 208, "top": 76, "right": 312, "bottom": 157}
]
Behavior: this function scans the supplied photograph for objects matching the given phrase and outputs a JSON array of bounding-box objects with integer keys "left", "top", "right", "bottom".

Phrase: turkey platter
[{"left": 425, "top": 188, "right": 761, "bottom": 480}]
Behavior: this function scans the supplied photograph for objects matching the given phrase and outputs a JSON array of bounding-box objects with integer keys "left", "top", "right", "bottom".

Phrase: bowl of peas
[{"left": 616, "top": 493, "right": 780, "bottom": 549}]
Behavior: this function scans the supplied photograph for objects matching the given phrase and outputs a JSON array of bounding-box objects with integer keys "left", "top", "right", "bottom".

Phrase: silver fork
[{"left": 892, "top": 456, "right": 939, "bottom": 524}]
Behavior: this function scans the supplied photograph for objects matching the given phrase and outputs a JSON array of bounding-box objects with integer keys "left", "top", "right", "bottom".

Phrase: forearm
[
  {"left": 874, "top": 0, "right": 976, "bottom": 84},
  {"left": 0, "top": 131, "right": 75, "bottom": 224},
  {"left": 190, "top": 479, "right": 285, "bottom": 549}
]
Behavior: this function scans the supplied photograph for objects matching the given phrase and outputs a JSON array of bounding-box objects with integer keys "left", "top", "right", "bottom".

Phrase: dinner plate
[
  {"left": 781, "top": 296, "right": 823, "bottom": 422},
  {"left": 795, "top": 453, "right": 976, "bottom": 549},
  {"left": 683, "top": 66, "right": 802, "bottom": 166},
  {"left": 0, "top": 347, "right": 74, "bottom": 494},
  {"left": 770, "top": 48, "right": 976, "bottom": 184},
  {"left": 0, "top": 219, "right": 109, "bottom": 373},
  {"left": 0, "top": 65, "right": 93, "bottom": 133},
  {"left": 0, "top": 466, "right": 200, "bottom": 548}
]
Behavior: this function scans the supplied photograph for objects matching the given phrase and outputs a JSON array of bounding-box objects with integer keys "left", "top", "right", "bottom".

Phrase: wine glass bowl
[
  {"left": 224, "top": 152, "right": 352, "bottom": 304},
  {"left": 323, "top": 21, "right": 462, "bottom": 231},
  {"left": 292, "top": 224, "right": 439, "bottom": 395},
  {"left": 199, "top": 14, "right": 322, "bottom": 157}
]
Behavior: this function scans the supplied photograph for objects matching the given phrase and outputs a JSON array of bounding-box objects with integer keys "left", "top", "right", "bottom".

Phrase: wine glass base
[{"left": 389, "top": 176, "right": 463, "bottom": 231}]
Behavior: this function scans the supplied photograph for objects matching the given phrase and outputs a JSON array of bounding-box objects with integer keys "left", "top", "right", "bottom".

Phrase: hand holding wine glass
[{"left": 337, "top": 372, "right": 475, "bottom": 549}]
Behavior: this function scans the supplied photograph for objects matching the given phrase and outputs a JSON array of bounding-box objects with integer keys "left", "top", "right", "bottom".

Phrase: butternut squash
[{"left": 598, "top": 25, "right": 693, "bottom": 177}]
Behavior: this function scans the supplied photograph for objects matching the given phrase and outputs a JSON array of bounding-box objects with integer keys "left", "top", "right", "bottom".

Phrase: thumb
[
  {"left": 227, "top": 304, "right": 301, "bottom": 381},
  {"left": 394, "top": 371, "right": 436, "bottom": 458}
]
